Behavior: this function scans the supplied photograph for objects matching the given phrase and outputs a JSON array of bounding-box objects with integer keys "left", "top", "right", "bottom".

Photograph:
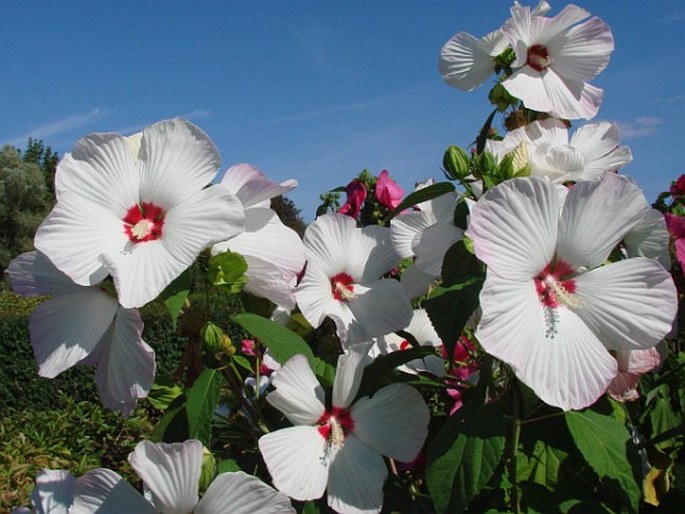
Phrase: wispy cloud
[
  {"left": 295, "top": 23, "right": 332, "bottom": 68},
  {"left": 4, "top": 108, "right": 107, "bottom": 146},
  {"left": 617, "top": 116, "right": 663, "bottom": 140}
]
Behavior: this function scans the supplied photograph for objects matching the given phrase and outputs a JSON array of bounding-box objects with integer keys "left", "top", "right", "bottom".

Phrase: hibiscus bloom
[
  {"left": 338, "top": 179, "right": 367, "bottom": 218},
  {"left": 486, "top": 118, "right": 632, "bottom": 183},
  {"left": 295, "top": 213, "right": 413, "bottom": 347},
  {"left": 71, "top": 439, "right": 294, "bottom": 513},
  {"left": 608, "top": 347, "right": 662, "bottom": 402},
  {"left": 374, "top": 170, "right": 404, "bottom": 210},
  {"left": 467, "top": 174, "right": 676, "bottom": 410},
  {"left": 501, "top": 3, "right": 614, "bottom": 119},
  {"left": 665, "top": 212, "right": 685, "bottom": 270},
  {"left": 7, "top": 251, "right": 154, "bottom": 416},
  {"left": 34, "top": 119, "right": 245, "bottom": 308},
  {"left": 212, "top": 163, "right": 305, "bottom": 310},
  {"left": 258, "top": 345, "right": 429, "bottom": 513}
]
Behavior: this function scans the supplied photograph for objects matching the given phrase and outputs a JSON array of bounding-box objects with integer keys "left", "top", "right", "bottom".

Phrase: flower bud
[
  {"left": 443, "top": 145, "right": 471, "bottom": 179},
  {"left": 199, "top": 446, "right": 217, "bottom": 492},
  {"left": 201, "top": 322, "right": 225, "bottom": 354}
]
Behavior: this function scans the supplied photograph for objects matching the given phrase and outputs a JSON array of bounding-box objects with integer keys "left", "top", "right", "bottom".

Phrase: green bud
[
  {"left": 199, "top": 447, "right": 216, "bottom": 492},
  {"left": 476, "top": 150, "right": 497, "bottom": 177},
  {"left": 443, "top": 145, "right": 471, "bottom": 180},
  {"left": 201, "top": 322, "right": 225, "bottom": 354}
]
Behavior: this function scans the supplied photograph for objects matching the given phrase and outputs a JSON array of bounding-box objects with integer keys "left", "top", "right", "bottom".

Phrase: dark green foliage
[{"left": 270, "top": 195, "right": 307, "bottom": 236}]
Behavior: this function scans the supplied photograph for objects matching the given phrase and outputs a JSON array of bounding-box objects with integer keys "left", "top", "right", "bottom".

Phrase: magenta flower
[
  {"left": 665, "top": 212, "right": 685, "bottom": 270},
  {"left": 338, "top": 179, "right": 367, "bottom": 218},
  {"left": 375, "top": 170, "right": 404, "bottom": 210}
]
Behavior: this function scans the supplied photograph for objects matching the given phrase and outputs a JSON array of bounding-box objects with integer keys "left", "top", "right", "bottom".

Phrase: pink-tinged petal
[
  {"left": 390, "top": 211, "right": 437, "bottom": 259},
  {"left": 138, "top": 119, "right": 220, "bottom": 208},
  {"left": 71, "top": 468, "right": 155, "bottom": 514},
  {"left": 375, "top": 170, "right": 404, "bottom": 210},
  {"left": 34, "top": 191, "right": 128, "bottom": 286},
  {"left": 541, "top": 68, "right": 603, "bottom": 120},
  {"left": 624, "top": 209, "right": 670, "bottom": 270},
  {"left": 29, "top": 290, "right": 118, "bottom": 378},
  {"left": 476, "top": 275, "right": 618, "bottom": 410},
  {"left": 30, "top": 469, "right": 75, "bottom": 514},
  {"left": 574, "top": 258, "right": 677, "bottom": 351},
  {"left": 295, "top": 264, "right": 341, "bottom": 329},
  {"left": 345, "top": 280, "right": 413, "bottom": 347},
  {"left": 665, "top": 212, "right": 685, "bottom": 238},
  {"left": 7, "top": 251, "right": 84, "bottom": 297},
  {"left": 414, "top": 221, "right": 463, "bottom": 278},
  {"left": 267, "top": 354, "right": 326, "bottom": 425},
  {"left": 95, "top": 308, "right": 155, "bottom": 417},
  {"left": 333, "top": 343, "right": 374, "bottom": 409},
  {"left": 608, "top": 348, "right": 661, "bottom": 401},
  {"left": 439, "top": 31, "right": 502, "bottom": 92},
  {"left": 195, "top": 471, "right": 295, "bottom": 514},
  {"left": 351, "top": 383, "right": 429, "bottom": 462},
  {"left": 128, "top": 440, "right": 202, "bottom": 514},
  {"left": 676, "top": 239, "right": 685, "bottom": 270},
  {"left": 467, "top": 177, "right": 558, "bottom": 281},
  {"left": 54, "top": 133, "right": 139, "bottom": 215},
  {"left": 502, "top": 67, "right": 556, "bottom": 114},
  {"left": 557, "top": 173, "right": 648, "bottom": 270},
  {"left": 221, "top": 163, "right": 298, "bottom": 209},
  {"left": 162, "top": 185, "right": 245, "bottom": 268},
  {"left": 214, "top": 208, "right": 305, "bottom": 276},
  {"left": 549, "top": 16, "right": 613, "bottom": 83},
  {"left": 327, "top": 434, "right": 387, "bottom": 514},
  {"left": 258, "top": 426, "right": 331, "bottom": 501}
]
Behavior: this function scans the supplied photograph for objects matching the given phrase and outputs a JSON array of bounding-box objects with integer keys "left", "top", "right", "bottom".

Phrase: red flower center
[
  {"left": 317, "top": 407, "right": 355, "bottom": 445},
  {"left": 331, "top": 272, "right": 355, "bottom": 301},
  {"left": 123, "top": 202, "right": 165, "bottom": 242},
  {"left": 527, "top": 44, "right": 551, "bottom": 71},
  {"left": 534, "top": 259, "right": 579, "bottom": 308}
]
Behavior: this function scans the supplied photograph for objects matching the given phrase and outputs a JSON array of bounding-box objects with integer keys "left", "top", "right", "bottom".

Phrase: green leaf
[
  {"left": 384, "top": 181, "right": 455, "bottom": 221},
  {"left": 151, "top": 394, "right": 189, "bottom": 443},
  {"left": 357, "top": 347, "right": 437, "bottom": 399},
  {"left": 158, "top": 269, "right": 191, "bottom": 330},
  {"left": 186, "top": 368, "right": 224, "bottom": 446},
  {"left": 302, "top": 502, "right": 321, "bottom": 514},
  {"left": 208, "top": 251, "right": 249, "bottom": 293},
  {"left": 649, "top": 397, "right": 683, "bottom": 451},
  {"left": 217, "top": 458, "right": 241, "bottom": 473},
  {"left": 517, "top": 439, "right": 568, "bottom": 492},
  {"left": 232, "top": 312, "right": 314, "bottom": 367},
  {"left": 312, "top": 357, "right": 336, "bottom": 387},
  {"left": 565, "top": 409, "right": 640, "bottom": 513},
  {"left": 426, "top": 401, "right": 506, "bottom": 513},
  {"left": 147, "top": 377, "right": 183, "bottom": 411}
]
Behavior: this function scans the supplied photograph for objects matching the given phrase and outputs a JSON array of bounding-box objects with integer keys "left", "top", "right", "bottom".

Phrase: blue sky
[{"left": 2, "top": 1, "right": 683, "bottom": 220}]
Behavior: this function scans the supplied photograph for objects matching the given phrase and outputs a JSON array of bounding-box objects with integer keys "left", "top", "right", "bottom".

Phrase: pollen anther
[{"left": 543, "top": 275, "right": 583, "bottom": 309}]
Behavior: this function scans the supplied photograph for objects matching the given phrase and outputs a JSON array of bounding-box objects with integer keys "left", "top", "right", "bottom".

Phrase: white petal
[
  {"left": 358, "top": 225, "right": 400, "bottom": 282},
  {"left": 303, "top": 214, "right": 360, "bottom": 277},
  {"left": 258, "top": 426, "right": 331, "bottom": 501},
  {"left": 570, "top": 122, "right": 632, "bottom": 180},
  {"left": 400, "top": 263, "right": 437, "bottom": 299},
  {"left": 541, "top": 68, "right": 603, "bottom": 120},
  {"left": 95, "top": 308, "right": 155, "bottom": 416},
  {"left": 295, "top": 264, "right": 341, "bottom": 329},
  {"left": 54, "top": 132, "right": 139, "bottom": 215},
  {"left": 267, "top": 354, "right": 326, "bottom": 425},
  {"left": 7, "top": 251, "right": 84, "bottom": 297},
  {"left": 333, "top": 343, "right": 374, "bottom": 409},
  {"left": 476, "top": 275, "right": 618, "bottom": 410},
  {"left": 327, "top": 434, "right": 387, "bottom": 514},
  {"left": 414, "top": 221, "right": 463, "bottom": 277},
  {"left": 30, "top": 469, "right": 75, "bottom": 514},
  {"left": 439, "top": 31, "right": 498, "bottom": 92},
  {"left": 502, "top": 67, "right": 556, "bottom": 113},
  {"left": 195, "top": 471, "right": 295, "bottom": 514},
  {"left": 407, "top": 309, "right": 441, "bottom": 347},
  {"left": 557, "top": 173, "right": 648, "bottom": 270},
  {"left": 624, "top": 208, "right": 670, "bottom": 269},
  {"left": 29, "top": 290, "right": 118, "bottom": 378},
  {"left": 574, "top": 258, "right": 677, "bottom": 351},
  {"left": 345, "top": 280, "right": 413, "bottom": 346},
  {"left": 550, "top": 16, "right": 613, "bottom": 83},
  {"left": 71, "top": 468, "right": 155, "bottom": 514},
  {"left": 351, "top": 383, "right": 429, "bottom": 462},
  {"left": 467, "top": 177, "right": 558, "bottom": 280},
  {"left": 221, "top": 163, "right": 298, "bottom": 209},
  {"left": 390, "top": 211, "right": 436, "bottom": 259},
  {"left": 128, "top": 440, "right": 202, "bottom": 514},
  {"left": 242, "top": 254, "right": 299, "bottom": 309},
  {"left": 34, "top": 191, "right": 126, "bottom": 286},
  {"left": 138, "top": 119, "right": 221, "bottom": 208}
]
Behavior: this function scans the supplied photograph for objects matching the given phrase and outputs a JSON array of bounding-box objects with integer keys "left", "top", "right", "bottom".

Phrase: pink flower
[
  {"left": 375, "top": 170, "right": 404, "bottom": 210},
  {"left": 670, "top": 174, "right": 685, "bottom": 199},
  {"left": 338, "top": 179, "right": 367, "bottom": 218},
  {"left": 608, "top": 348, "right": 661, "bottom": 402},
  {"left": 665, "top": 212, "right": 685, "bottom": 270}
]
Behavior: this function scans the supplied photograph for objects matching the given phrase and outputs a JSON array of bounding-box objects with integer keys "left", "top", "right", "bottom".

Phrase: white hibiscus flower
[
  {"left": 258, "top": 345, "right": 429, "bottom": 514},
  {"left": 34, "top": 118, "right": 245, "bottom": 308},
  {"left": 467, "top": 173, "right": 676, "bottom": 410}
]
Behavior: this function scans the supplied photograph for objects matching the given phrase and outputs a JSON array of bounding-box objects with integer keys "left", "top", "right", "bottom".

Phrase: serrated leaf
[
  {"left": 186, "top": 368, "right": 223, "bottom": 446},
  {"left": 232, "top": 312, "right": 314, "bottom": 367},
  {"left": 565, "top": 409, "right": 641, "bottom": 513},
  {"left": 158, "top": 269, "right": 191, "bottom": 330},
  {"left": 208, "top": 251, "right": 249, "bottom": 293},
  {"left": 517, "top": 439, "right": 568, "bottom": 492},
  {"left": 385, "top": 181, "right": 455, "bottom": 221},
  {"left": 426, "top": 401, "right": 506, "bottom": 513}
]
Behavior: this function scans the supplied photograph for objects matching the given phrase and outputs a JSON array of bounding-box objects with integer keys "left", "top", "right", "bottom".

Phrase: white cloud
[
  {"left": 4, "top": 108, "right": 107, "bottom": 146},
  {"left": 617, "top": 117, "right": 663, "bottom": 140}
]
